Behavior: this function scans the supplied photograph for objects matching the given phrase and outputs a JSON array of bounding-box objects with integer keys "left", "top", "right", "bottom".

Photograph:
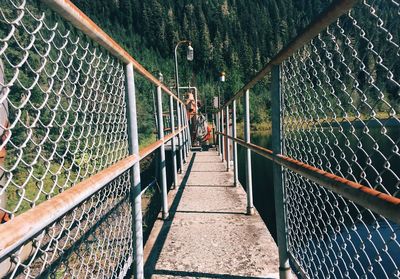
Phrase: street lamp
[
  {"left": 218, "top": 71, "right": 226, "bottom": 108},
  {"left": 174, "top": 40, "right": 194, "bottom": 99},
  {"left": 187, "top": 44, "right": 194, "bottom": 61},
  {"left": 157, "top": 71, "right": 164, "bottom": 83},
  {"left": 217, "top": 71, "right": 226, "bottom": 156}
]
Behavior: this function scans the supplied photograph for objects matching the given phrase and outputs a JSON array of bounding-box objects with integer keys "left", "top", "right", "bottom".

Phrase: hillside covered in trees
[{"left": 71, "top": 0, "right": 332, "bottom": 127}]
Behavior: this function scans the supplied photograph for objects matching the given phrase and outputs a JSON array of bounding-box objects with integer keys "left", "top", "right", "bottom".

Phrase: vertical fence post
[
  {"left": 217, "top": 112, "right": 221, "bottom": 157},
  {"left": 244, "top": 89, "right": 254, "bottom": 215},
  {"left": 156, "top": 86, "right": 169, "bottom": 220},
  {"left": 177, "top": 101, "right": 183, "bottom": 173},
  {"left": 225, "top": 105, "right": 230, "bottom": 171},
  {"left": 180, "top": 103, "right": 186, "bottom": 160},
  {"left": 184, "top": 106, "right": 191, "bottom": 152},
  {"left": 0, "top": 60, "right": 7, "bottom": 212},
  {"left": 125, "top": 63, "right": 144, "bottom": 279},
  {"left": 232, "top": 100, "right": 238, "bottom": 186},
  {"left": 180, "top": 103, "right": 187, "bottom": 163},
  {"left": 169, "top": 96, "right": 178, "bottom": 189},
  {"left": 272, "top": 65, "right": 290, "bottom": 279},
  {"left": 187, "top": 108, "right": 192, "bottom": 149},
  {"left": 221, "top": 108, "right": 225, "bottom": 162},
  {"left": 212, "top": 113, "right": 216, "bottom": 147}
]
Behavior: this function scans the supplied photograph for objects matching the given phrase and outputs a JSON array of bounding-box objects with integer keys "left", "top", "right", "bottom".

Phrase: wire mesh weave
[
  {"left": 282, "top": 0, "right": 399, "bottom": 278},
  {"left": 0, "top": 1, "right": 133, "bottom": 278},
  {"left": 0, "top": 0, "right": 129, "bottom": 217},
  {"left": 6, "top": 171, "right": 133, "bottom": 279}
]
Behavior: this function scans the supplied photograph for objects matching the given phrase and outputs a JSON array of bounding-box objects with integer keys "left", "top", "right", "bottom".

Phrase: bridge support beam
[
  {"left": 272, "top": 65, "right": 291, "bottom": 279},
  {"left": 169, "top": 96, "right": 178, "bottom": 189},
  {"left": 244, "top": 89, "right": 254, "bottom": 215},
  {"left": 156, "top": 86, "right": 169, "bottom": 220},
  {"left": 232, "top": 100, "right": 238, "bottom": 186},
  {"left": 125, "top": 63, "right": 144, "bottom": 279}
]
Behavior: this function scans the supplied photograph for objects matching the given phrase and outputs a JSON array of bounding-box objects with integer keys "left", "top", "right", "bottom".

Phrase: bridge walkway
[{"left": 144, "top": 149, "right": 279, "bottom": 279}]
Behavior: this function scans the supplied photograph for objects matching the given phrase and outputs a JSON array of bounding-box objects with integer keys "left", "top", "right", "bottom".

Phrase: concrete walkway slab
[
  {"left": 144, "top": 150, "right": 279, "bottom": 279},
  {"left": 186, "top": 171, "right": 233, "bottom": 186},
  {"left": 190, "top": 162, "right": 227, "bottom": 172}
]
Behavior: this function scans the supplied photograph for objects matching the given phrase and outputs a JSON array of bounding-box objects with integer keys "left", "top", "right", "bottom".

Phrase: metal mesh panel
[
  {"left": 0, "top": 0, "right": 129, "bottom": 217},
  {"left": 282, "top": 1, "right": 400, "bottom": 278},
  {"left": 2, "top": 170, "right": 133, "bottom": 279},
  {"left": 0, "top": 1, "right": 134, "bottom": 278}
]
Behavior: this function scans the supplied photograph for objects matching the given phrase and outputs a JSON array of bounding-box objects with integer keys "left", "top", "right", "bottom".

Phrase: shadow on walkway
[
  {"left": 144, "top": 153, "right": 196, "bottom": 277},
  {"left": 152, "top": 269, "right": 277, "bottom": 279}
]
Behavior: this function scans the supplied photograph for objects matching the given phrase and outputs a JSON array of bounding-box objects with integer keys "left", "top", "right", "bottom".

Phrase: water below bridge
[{"left": 237, "top": 126, "right": 400, "bottom": 278}]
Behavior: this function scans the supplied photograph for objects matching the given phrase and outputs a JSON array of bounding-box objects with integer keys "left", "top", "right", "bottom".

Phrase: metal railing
[
  {"left": 214, "top": 0, "right": 399, "bottom": 278},
  {"left": 0, "top": 0, "right": 191, "bottom": 278}
]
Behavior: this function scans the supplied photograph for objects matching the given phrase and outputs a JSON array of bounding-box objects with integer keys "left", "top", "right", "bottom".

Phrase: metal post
[
  {"left": 221, "top": 108, "right": 225, "bottom": 162},
  {"left": 183, "top": 106, "right": 190, "bottom": 155},
  {"left": 169, "top": 96, "right": 178, "bottom": 189},
  {"left": 125, "top": 63, "right": 144, "bottom": 279},
  {"left": 232, "top": 100, "right": 238, "bottom": 186},
  {"left": 0, "top": 60, "right": 8, "bottom": 212},
  {"left": 217, "top": 112, "right": 221, "bottom": 156},
  {"left": 177, "top": 101, "right": 183, "bottom": 173},
  {"left": 184, "top": 106, "right": 192, "bottom": 151},
  {"left": 156, "top": 86, "right": 169, "bottom": 220},
  {"left": 180, "top": 103, "right": 187, "bottom": 163},
  {"left": 244, "top": 89, "right": 254, "bottom": 215},
  {"left": 272, "top": 65, "right": 290, "bottom": 279},
  {"left": 225, "top": 105, "right": 230, "bottom": 171},
  {"left": 212, "top": 113, "right": 216, "bottom": 147}
]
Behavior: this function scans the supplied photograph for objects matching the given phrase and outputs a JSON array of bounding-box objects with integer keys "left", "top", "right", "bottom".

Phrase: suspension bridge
[{"left": 0, "top": 0, "right": 399, "bottom": 278}]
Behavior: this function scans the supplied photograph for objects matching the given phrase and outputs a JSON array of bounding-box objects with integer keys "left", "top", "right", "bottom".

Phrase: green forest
[
  {"left": 70, "top": 0, "right": 399, "bottom": 131},
  {"left": 70, "top": 0, "right": 333, "bottom": 128}
]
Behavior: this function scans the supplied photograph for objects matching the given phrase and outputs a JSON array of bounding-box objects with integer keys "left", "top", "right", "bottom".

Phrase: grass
[
  {"left": 139, "top": 134, "right": 157, "bottom": 149},
  {"left": 6, "top": 160, "right": 74, "bottom": 215},
  {"left": 4, "top": 132, "right": 158, "bottom": 217},
  {"left": 236, "top": 121, "right": 272, "bottom": 135}
]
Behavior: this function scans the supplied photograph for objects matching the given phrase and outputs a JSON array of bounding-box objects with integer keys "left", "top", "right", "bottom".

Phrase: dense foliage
[{"left": 71, "top": 0, "right": 332, "bottom": 127}]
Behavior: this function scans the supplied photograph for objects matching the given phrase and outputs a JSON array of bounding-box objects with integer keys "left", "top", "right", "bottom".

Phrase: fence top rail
[
  {"left": 216, "top": 131, "right": 400, "bottom": 224},
  {"left": 218, "top": 0, "right": 357, "bottom": 111},
  {"left": 42, "top": 0, "right": 183, "bottom": 104},
  {"left": 0, "top": 153, "right": 139, "bottom": 260}
]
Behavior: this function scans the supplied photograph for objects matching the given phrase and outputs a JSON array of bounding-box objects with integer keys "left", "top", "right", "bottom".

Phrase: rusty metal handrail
[
  {"left": 41, "top": 0, "right": 182, "bottom": 104},
  {"left": 0, "top": 124, "right": 187, "bottom": 263},
  {"left": 0, "top": 128, "right": 189, "bottom": 279},
  {"left": 140, "top": 126, "right": 187, "bottom": 159},
  {"left": 216, "top": 131, "right": 400, "bottom": 224},
  {"left": 218, "top": 0, "right": 357, "bottom": 111},
  {"left": 0, "top": 154, "right": 139, "bottom": 259}
]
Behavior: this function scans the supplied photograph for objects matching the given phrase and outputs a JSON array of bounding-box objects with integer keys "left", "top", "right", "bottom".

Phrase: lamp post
[
  {"left": 218, "top": 71, "right": 225, "bottom": 160},
  {"left": 174, "top": 40, "right": 193, "bottom": 98},
  {"left": 218, "top": 71, "right": 226, "bottom": 108},
  {"left": 174, "top": 40, "right": 193, "bottom": 168}
]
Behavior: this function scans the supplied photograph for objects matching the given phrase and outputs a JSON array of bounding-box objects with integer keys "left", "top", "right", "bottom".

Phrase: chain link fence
[
  {"left": 0, "top": 0, "right": 129, "bottom": 218},
  {"left": 282, "top": 0, "right": 399, "bottom": 277},
  {"left": 0, "top": 1, "right": 138, "bottom": 278},
  {"left": 4, "top": 171, "right": 133, "bottom": 278}
]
